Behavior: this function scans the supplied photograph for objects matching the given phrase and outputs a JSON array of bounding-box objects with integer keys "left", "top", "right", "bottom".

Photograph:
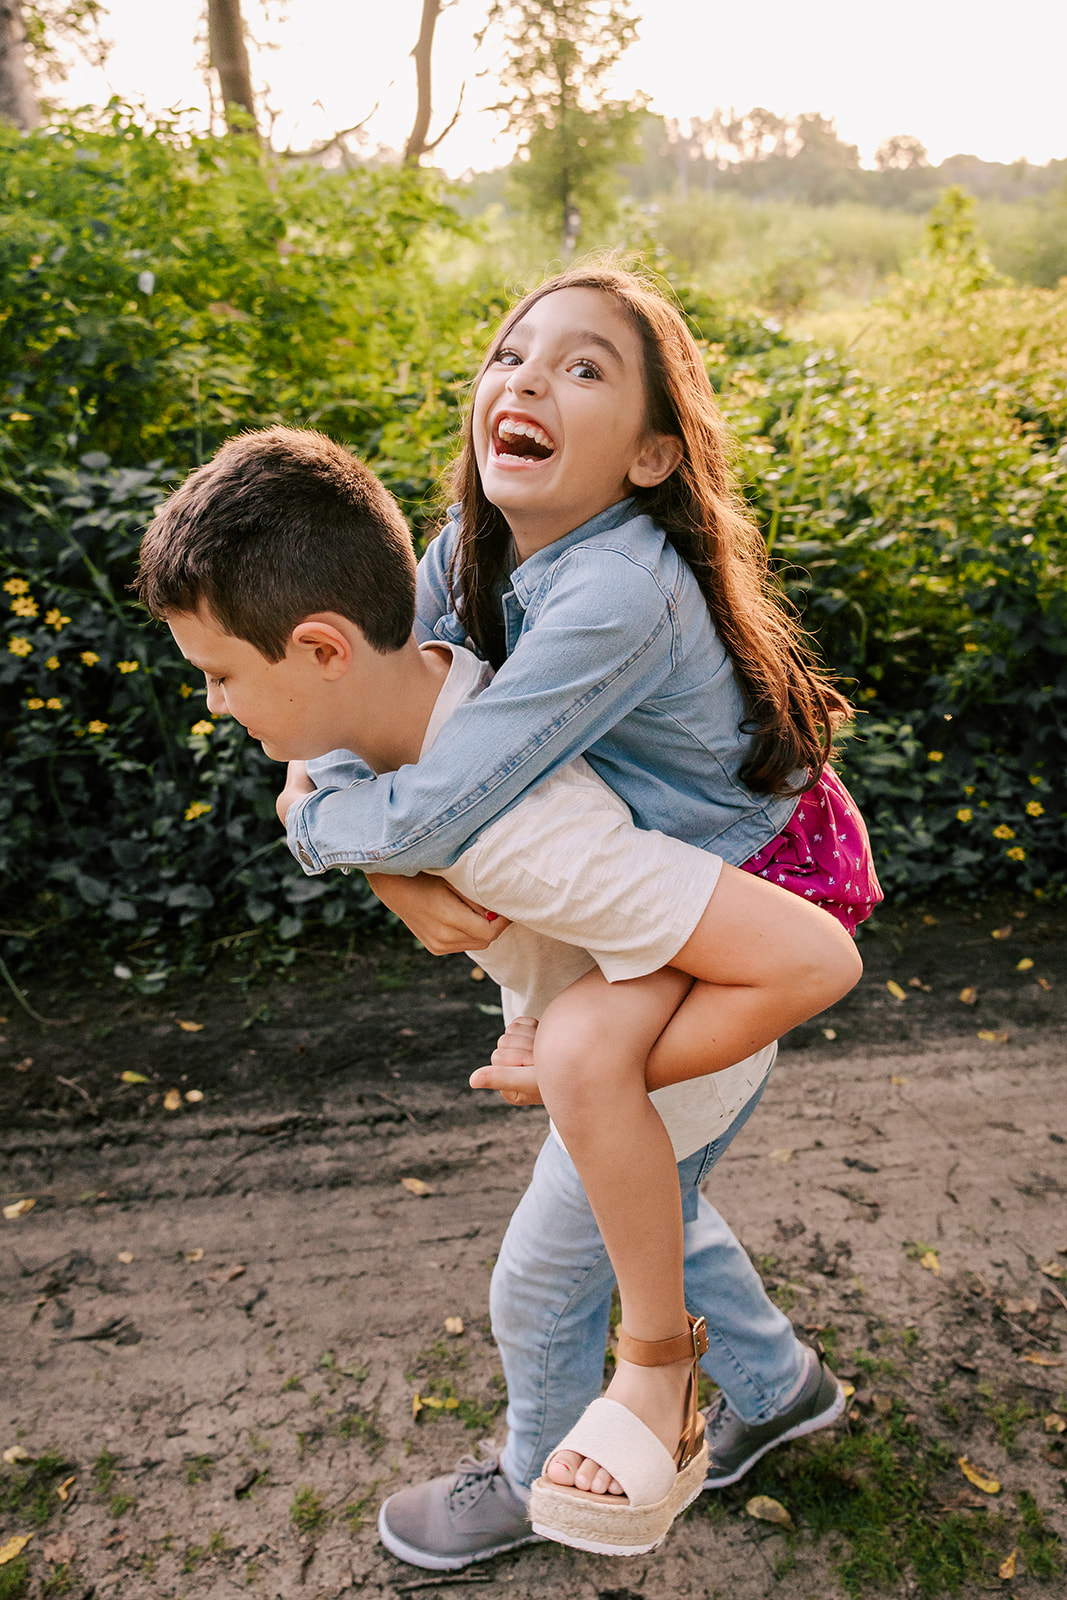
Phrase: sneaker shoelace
[{"left": 448, "top": 1445, "right": 502, "bottom": 1511}]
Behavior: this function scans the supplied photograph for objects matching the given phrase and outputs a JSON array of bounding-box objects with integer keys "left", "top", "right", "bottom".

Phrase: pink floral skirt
[{"left": 740, "top": 766, "right": 883, "bottom": 937}]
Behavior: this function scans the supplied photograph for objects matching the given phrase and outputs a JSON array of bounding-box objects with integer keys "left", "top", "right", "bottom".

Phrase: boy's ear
[
  {"left": 628, "top": 431, "right": 684, "bottom": 489},
  {"left": 289, "top": 617, "right": 353, "bottom": 680}
]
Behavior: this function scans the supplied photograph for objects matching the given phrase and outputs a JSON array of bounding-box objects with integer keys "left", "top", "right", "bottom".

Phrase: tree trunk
[
  {"left": 403, "top": 0, "right": 442, "bottom": 166},
  {"left": 0, "top": 0, "right": 40, "bottom": 130},
  {"left": 207, "top": 0, "right": 257, "bottom": 135}
]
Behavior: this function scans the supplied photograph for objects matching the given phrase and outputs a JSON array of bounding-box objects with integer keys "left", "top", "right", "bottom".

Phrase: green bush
[{"left": 2, "top": 132, "right": 1065, "bottom": 977}]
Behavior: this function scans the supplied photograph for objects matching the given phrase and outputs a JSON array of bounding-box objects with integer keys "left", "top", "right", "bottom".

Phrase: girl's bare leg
[{"left": 531, "top": 965, "right": 695, "bottom": 1496}]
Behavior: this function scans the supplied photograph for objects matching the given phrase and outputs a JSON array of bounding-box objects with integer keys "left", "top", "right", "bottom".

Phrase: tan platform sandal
[{"left": 528, "top": 1312, "right": 709, "bottom": 1556}]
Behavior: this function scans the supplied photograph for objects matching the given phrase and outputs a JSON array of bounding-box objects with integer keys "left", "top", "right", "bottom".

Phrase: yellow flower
[
  {"left": 7, "top": 636, "right": 32, "bottom": 657},
  {"left": 1026, "top": 800, "right": 1044, "bottom": 817},
  {"left": 8, "top": 412, "right": 31, "bottom": 422},
  {"left": 190, "top": 720, "right": 214, "bottom": 736},
  {"left": 45, "top": 609, "right": 71, "bottom": 630},
  {"left": 117, "top": 659, "right": 139, "bottom": 674},
  {"left": 963, "top": 784, "right": 975, "bottom": 796},
  {"left": 87, "top": 720, "right": 109, "bottom": 734},
  {"left": 3, "top": 577, "right": 30, "bottom": 594},
  {"left": 927, "top": 751, "right": 944, "bottom": 762},
  {"left": 179, "top": 683, "right": 194, "bottom": 698},
  {"left": 26, "top": 697, "right": 44, "bottom": 710},
  {"left": 956, "top": 808, "right": 973, "bottom": 823},
  {"left": 184, "top": 801, "right": 213, "bottom": 821},
  {"left": 1029, "top": 775, "right": 1042, "bottom": 787},
  {"left": 80, "top": 650, "right": 100, "bottom": 666},
  {"left": 1007, "top": 847, "right": 1026, "bottom": 862},
  {"left": 46, "top": 697, "right": 62, "bottom": 710},
  {"left": 46, "top": 655, "right": 60, "bottom": 670},
  {"left": 10, "top": 594, "right": 38, "bottom": 618},
  {"left": 963, "top": 641, "right": 979, "bottom": 652},
  {"left": 992, "top": 824, "right": 1015, "bottom": 840}
]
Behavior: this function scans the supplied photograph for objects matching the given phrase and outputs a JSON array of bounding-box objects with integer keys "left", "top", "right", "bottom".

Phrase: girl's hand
[
  {"left": 364, "top": 871, "right": 510, "bottom": 955},
  {"left": 469, "top": 1017, "right": 543, "bottom": 1107},
  {"left": 277, "top": 760, "right": 315, "bottom": 826}
]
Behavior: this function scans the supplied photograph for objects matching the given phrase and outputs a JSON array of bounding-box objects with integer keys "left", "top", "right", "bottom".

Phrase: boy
[{"left": 138, "top": 426, "right": 858, "bottom": 1560}]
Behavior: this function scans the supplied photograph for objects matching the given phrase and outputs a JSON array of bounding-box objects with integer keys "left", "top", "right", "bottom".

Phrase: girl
[{"left": 280, "top": 265, "right": 881, "bottom": 1563}]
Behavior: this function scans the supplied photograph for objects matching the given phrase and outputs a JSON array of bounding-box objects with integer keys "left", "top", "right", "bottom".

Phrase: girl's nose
[
  {"left": 205, "top": 680, "right": 226, "bottom": 716},
  {"left": 505, "top": 360, "right": 546, "bottom": 398}
]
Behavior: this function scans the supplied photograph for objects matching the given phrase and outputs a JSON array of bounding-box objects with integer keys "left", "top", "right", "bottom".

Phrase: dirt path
[{"left": 2, "top": 900, "right": 1066, "bottom": 1599}]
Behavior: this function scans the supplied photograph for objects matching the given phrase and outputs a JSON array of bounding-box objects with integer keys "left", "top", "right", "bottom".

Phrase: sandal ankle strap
[{"left": 617, "top": 1313, "right": 709, "bottom": 1368}]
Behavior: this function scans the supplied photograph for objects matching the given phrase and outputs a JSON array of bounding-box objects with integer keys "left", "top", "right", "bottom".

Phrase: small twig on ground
[
  {"left": 374, "top": 1089, "right": 419, "bottom": 1125},
  {"left": 1044, "top": 1281, "right": 1067, "bottom": 1317},
  {"left": 0, "top": 954, "right": 78, "bottom": 1025},
  {"left": 394, "top": 1573, "right": 492, "bottom": 1592}
]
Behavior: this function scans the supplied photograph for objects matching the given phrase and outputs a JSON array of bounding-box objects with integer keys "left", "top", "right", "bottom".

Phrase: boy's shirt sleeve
[{"left": 285, "top": 546, "right": 677, "bottom": 876}]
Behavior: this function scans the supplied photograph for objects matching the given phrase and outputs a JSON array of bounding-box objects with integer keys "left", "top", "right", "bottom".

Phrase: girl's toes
[{"left": 546, "top": 1449, "right": 581, "bottom": 1487}]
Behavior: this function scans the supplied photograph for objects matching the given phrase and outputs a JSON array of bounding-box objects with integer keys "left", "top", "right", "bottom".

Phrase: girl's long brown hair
[{"left": 448, "top": 265, "right": 851, "bottom": 796}]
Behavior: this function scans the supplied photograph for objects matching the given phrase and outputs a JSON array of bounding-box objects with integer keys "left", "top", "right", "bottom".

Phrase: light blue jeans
[{"left": 491, "top": 1080, "right": 806, "bottom": 1489}]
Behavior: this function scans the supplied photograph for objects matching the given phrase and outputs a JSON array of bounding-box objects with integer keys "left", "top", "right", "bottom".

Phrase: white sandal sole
[{"left": 529, "top": 1438, "right": 708, "bottom": 1556}]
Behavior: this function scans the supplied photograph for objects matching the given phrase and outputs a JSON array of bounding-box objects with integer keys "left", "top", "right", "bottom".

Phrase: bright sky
[{"left": 56, "top": 0, "right": 1067, "bottom": 175}]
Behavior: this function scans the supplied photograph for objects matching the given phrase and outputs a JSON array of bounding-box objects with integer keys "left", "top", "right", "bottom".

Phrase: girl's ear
[{"left": 629, "top": 431, "right": 684, "bottom": 489}]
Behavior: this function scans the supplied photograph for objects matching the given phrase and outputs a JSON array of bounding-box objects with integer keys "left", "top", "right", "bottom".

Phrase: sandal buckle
[{"left": 689, "top": 1314, "right": 708, "bottom": 1360}]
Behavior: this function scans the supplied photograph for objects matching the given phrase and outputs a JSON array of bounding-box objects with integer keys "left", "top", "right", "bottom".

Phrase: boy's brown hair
[{"left": 137, "top": 426, "right": 416, "bottom": 659}]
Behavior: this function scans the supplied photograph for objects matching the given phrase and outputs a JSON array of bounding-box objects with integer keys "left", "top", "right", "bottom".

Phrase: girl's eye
[
  {"left": 571, "top": 359, "right": 602, "bottom": 381},
  {"left": 494, "top": 347, "right": 521, "bottom": 367}
]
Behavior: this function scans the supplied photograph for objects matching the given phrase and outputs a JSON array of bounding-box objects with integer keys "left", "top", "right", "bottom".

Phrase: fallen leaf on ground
[
  {"left": 476, "top": 1003, "right": 504, "bottom": 1016},
  {"left": 207, "top": 1264, "right": 246, "bottom": 1283},
  {"left": 444, "top": 1316, "right": 464, "bottom": 1336},
  {"left": 185, "top": 1248, "right": 204, "bottom": 1262},
  {"left": 959, "top": 987, "right": 978, "bottom": 1005},
  {"left": 55, "top": 1475, "right": 76, "bottom": 1501},
  {"left": 1040, "top": 1261, "right": 1066, "bottom": 1281},
  {"left": 1021, "top": 1351, "right": 1063, "bottom": 1367},
  {"left": 958, "top": 1455, "right": 1001, "bottom": 1494},
  {"left": 991, "top": 925, "right": 1013, "bottom": 940},
  {"left": 1037, "top": 977, "right": 1053, "bottom": 991},
  {"left": 469, "top": 967, "right": 485, "bottom": 981},
  {"left": 120, "top": 1070, "right": 148, "bottom": 1083},
  {"left": 2, "top": 1446, "right": 32, "bottom": 1464},
  {"left": 998, "top": 1549, "right": 1018, "bottom": 1580},
  {"left": 768, "top": 1148, "right": 794, "bottom": 1162},
  {"left": 3, "top": 1198, "right": 35, "bottom": 1220},
  {"left": 886, "top": 979, "right": 906, "bottom": 1000},
  {"left": 14, "top": 1057, "right": 32, "bottom": 1072},
  {"left": 163, "top": 1088, "right": 182, "bottom": 1111},
  {"left": 42, "top": 1532, "right": 76, "bottom": 1565},
  {"left": 745, "top": 1494, "right": 794, "bottom": 1530},
  {"left": 412, "top": 1392, "right": 459, "bottom": 1420},
  {"left": 999, "top": 1296, "right": 1038, "bottom": 1315},
  {"left": 185, "top": 1089, "right": 203, "bottom": 1103},
  {"left": 821, "top": 1027, "right": 837, "bottom": 1040},
  {"left": 177, "top": 1020, "right": 204, "bottom": 1032},
  {"left": 400, "top": 1176, "right": 434, "bottom": 1196},
  {"left": 116, "top": 1251, "right": 133, "bottom": 1264},
  {"left": 890, "top": 1075, "right": 910, "bottom": 1085},
  {"left": 0, "top": 1534, "right": 32, "bottom": 1565},
  {"left": 922, "top": 914, "right": 938, "bottom": 925},
  {"left": 1044, "top": 1414, "right": 1066, "bottom": 1433},
  {"left": 919, "top": 1251, "right": 941, "bottom": 1275},
  {"left": 841, "top": 1382, "right": 856, "bottom": 1399},
  {"left": 977, "top": 1030, "right": 1010, "bottom": 1043},
  {"left": 1016, "top": 958, "right": 1034, "bottom": 972}
]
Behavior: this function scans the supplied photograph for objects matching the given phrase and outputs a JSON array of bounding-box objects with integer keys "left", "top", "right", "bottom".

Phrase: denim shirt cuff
[{"left": 287, "top": 791, "right": 325, "bottom": 875}]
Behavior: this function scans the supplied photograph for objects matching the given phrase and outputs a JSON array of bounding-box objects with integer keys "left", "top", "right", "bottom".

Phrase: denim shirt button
[{"left": 297, "top": 846, "right": 314, "bottom": 869}]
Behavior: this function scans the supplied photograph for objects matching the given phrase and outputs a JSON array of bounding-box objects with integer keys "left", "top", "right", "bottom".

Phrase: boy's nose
[{"left": 205, "top": 681, "right": 226, "bottom": 716}]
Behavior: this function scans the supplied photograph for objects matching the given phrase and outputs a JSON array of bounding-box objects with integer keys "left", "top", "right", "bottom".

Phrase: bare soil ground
[{"left": 2, "top": 897, "right": 1066, "bottom": 1600}]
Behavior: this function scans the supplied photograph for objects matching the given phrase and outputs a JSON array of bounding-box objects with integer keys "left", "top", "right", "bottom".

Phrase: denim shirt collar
[{"left": 506, "top": 499, "right": 639, "bottom": 606}]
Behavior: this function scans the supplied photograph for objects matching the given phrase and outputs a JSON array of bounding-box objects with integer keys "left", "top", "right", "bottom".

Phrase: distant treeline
[{"left": 462, "top": 109, "right": 1067, "bottom": 212}]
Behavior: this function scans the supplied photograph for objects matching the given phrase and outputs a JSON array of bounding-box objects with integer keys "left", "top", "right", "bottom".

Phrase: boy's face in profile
[{"left": 167, "top": 605, "right": 339, "bottom": 764}]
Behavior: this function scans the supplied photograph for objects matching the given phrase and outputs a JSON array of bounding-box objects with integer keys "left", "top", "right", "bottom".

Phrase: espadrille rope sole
[{"left": 529, "top": 1435, "right": 707, "bottom": 1555}]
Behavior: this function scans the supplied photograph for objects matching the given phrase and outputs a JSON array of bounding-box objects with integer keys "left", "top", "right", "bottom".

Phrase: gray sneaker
[
  {"left": 378, "top": 1442, "right": 542, "bottom": 1571},
  {"left": 703, "top": 1348, "right": 845, "bottom": 1488}
]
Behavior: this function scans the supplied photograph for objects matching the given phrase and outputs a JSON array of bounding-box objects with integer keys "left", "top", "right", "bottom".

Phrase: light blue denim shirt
[{"left": 287, "top": 498, "right": 798, "bottom": 874}]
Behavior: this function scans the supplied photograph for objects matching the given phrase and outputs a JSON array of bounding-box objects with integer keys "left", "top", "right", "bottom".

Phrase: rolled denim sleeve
[{"left": 286, "top": 547, "right": 678, "bottom": 875}]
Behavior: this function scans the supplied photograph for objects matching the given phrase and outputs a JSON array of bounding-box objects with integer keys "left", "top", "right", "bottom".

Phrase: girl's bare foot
[{"left": 545, "top": 1355, "right": 693, "bottom": 1497}]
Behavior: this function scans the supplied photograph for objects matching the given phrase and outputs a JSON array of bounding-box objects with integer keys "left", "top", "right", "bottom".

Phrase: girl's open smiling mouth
[{"left": 491, "top": 412, "right": 556, "bottom": 465}]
